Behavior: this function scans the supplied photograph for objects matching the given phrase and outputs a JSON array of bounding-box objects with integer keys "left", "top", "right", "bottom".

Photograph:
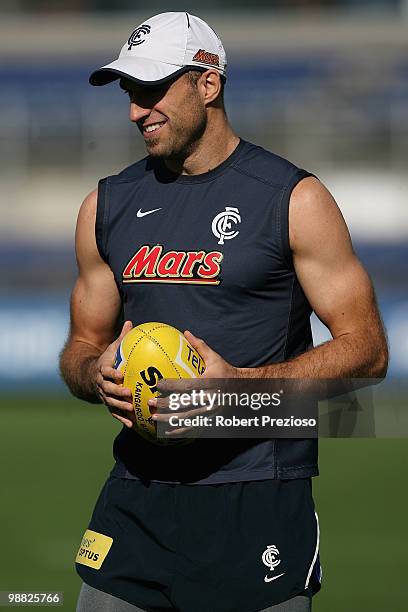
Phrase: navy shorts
[{"left": 75, "top": 475, "right": 321, "bottom": 612}]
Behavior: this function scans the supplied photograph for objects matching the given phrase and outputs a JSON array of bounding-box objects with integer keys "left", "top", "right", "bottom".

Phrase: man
[{"left": 60, "top": 11, "right": 388, "bottom": 612}]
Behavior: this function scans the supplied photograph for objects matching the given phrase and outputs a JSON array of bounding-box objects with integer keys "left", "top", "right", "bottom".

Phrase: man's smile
[{"left": 142, "top": 120, "right": 168, "bottom": 137}]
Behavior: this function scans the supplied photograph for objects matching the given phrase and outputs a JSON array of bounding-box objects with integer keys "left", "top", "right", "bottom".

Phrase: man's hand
[
  {"left": 185, "top": 330, "right": 239, "bottom": 379},
  {"left": 94, "top": 320, "right": 135, "bottom": 428},
  {"left": 148, "top": 330, "right": 240, "bottom": 436}
]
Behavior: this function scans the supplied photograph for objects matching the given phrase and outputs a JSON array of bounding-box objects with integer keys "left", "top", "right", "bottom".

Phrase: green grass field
[{"left": 0, "top": 394, "right": 407, "bottom": 611}]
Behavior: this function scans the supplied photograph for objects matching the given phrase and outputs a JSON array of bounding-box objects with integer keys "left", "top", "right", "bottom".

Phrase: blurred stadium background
[{"left": 0, "top": 1, "right": 407, "bottom": 610}]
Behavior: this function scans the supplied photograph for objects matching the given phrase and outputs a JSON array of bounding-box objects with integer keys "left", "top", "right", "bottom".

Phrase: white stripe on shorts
[{"left": 304, "top": 511, "right": 320, "bottom": 589}]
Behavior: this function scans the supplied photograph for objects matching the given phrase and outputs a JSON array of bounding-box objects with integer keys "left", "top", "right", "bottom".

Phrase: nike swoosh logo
[
  {"left": 137, "top": 208, "right": 162, "bottom": 218},
  {"left": 264, "top": 572, "right": 285, "bottom": 583}
]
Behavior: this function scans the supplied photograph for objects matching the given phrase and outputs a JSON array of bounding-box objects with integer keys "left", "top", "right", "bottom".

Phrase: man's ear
[{"left": 199, "top": 70, "right": 222, "bottom": 106}]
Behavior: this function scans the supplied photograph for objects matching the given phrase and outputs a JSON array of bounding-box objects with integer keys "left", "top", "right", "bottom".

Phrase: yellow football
[{"left": 114, "top": 322, "right": 206, "bottom": 444}]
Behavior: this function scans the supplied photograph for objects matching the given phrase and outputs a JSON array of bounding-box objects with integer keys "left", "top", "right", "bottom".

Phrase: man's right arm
[{"left": 59, "top": 189, "right": 134, "bottom": 428}]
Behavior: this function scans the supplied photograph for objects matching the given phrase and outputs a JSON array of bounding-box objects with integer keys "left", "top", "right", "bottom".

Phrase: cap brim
[{"left": 90, "top": 57, "right": 190, "bottom": 86}]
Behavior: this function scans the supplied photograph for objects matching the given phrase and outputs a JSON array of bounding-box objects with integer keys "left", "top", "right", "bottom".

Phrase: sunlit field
[{"left": 0, "top": 395, "right": 406, "bottom": 611}]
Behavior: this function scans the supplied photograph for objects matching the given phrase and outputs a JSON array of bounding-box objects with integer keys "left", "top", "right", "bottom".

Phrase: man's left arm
[{"left": 185, "top": 177, "right": 388, "bottom": 380}]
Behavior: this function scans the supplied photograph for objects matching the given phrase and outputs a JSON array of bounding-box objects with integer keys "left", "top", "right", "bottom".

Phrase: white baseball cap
[{"left": 89, "top": 12, "right": 227, "bottom": 87}]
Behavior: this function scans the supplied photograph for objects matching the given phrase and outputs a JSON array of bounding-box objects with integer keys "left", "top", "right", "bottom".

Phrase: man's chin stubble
[
  {"left": 144, "top": 128, "right": 204, "bottom": 161},
  {"left": 145, "top": 141, "right": 185, "bottom": 162},
  {"left": 144, "top": 136, "right": 172, "bottom": 159}
]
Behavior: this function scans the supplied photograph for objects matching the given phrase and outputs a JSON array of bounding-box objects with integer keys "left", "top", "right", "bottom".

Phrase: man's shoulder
[
  {"left": 235, "top": 140, "right": 308, "bottom": 188},
  {"left": 102, "top": 155, "right": 154, "bottom": 184}
]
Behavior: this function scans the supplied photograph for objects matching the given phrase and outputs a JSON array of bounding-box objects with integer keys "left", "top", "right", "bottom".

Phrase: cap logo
[
  {"left": 192, "top": 49, "right": 220, "bottom": 67},
  {"left": 127, "top": 24, "right": 151, "bottom": 50}
]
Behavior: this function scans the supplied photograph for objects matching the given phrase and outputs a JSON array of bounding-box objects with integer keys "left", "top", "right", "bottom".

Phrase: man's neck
[{"left": 164, "top": 121, "right": 240, "bottom": 176}]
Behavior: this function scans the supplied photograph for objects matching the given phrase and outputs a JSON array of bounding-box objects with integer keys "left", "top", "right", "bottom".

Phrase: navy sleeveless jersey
[{"left": 96, "top": 139, "right": 318, "bottom": 484}]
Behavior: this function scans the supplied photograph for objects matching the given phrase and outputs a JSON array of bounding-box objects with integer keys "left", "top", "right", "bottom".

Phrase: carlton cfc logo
[
  {"left": 127, "top": 25, "right": 151, "bottom": 50},
  {"left": 262, "top": 545, "right": 285, "bottom": 583},
  {"left": 212, "top": 207, "right": 241, "bottom": 245}
]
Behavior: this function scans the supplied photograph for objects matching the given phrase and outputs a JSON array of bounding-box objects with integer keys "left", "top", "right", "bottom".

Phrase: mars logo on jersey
[{"left": 122, "top": 245, "right": 223, "bottom": 285}]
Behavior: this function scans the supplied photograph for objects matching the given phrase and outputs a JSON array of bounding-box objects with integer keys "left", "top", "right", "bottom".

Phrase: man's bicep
[
  {"left": 70, "top": 268, "right": 122, "bottom": 350},
  {"left": 296, "top": 251, "right": 378, "bottom": 338},
  {"left": 69, "top": 189, "right": 122, "bottom": 350},
  {"left": 290, "top": 177, "right": 379, "bottom": 338}
]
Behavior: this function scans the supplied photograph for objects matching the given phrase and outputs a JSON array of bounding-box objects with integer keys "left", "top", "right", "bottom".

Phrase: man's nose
[{"left": 129, "top": 101, "right": 151, "bottom": 123}]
